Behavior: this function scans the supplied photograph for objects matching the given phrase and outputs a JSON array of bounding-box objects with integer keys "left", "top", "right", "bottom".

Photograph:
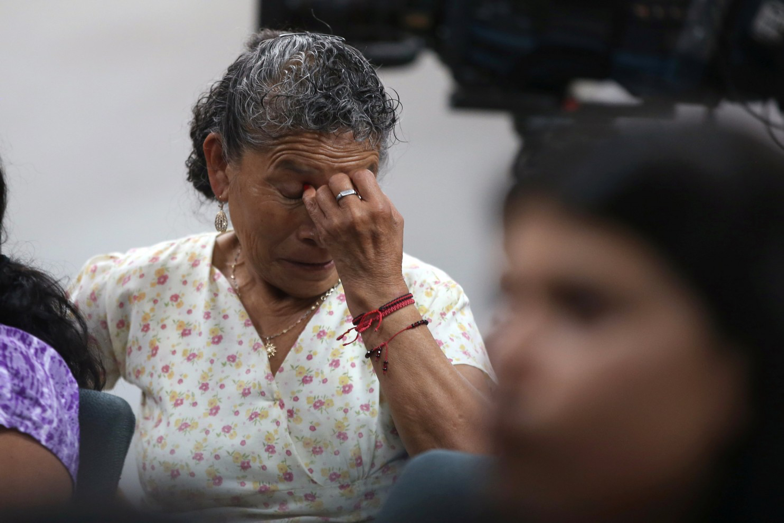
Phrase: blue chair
[
  {"left": 75, "top": 390, "right": 135, "bottom": 501},
  {"left": 374, "top": 450, "right": 498, "bottom": 523}
]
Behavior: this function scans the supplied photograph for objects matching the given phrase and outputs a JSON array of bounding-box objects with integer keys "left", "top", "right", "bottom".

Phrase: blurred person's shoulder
[
  {"left": 0, "top": 323, "right": 79, "bottom": 483},
  {"left": 0, "top": 324, "right": 76, "bottom": 379}
]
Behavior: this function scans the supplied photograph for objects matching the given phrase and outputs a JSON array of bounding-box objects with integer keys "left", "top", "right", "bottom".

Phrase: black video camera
[
  {"left": 260, "top": 1, "right": 783, "bottom": 111},
  {"left": 260, "top": 0, "right": 784, "bottom": 164}
]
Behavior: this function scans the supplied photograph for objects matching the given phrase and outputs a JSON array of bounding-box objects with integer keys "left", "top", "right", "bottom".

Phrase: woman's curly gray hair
[{"left": 186, "top": 29, "right": 401, "bottom": 200}]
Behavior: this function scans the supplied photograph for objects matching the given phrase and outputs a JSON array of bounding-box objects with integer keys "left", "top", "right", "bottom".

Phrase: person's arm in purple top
[
  {"left": 0, "top": 428, "right": 73, "bottom": 509},
  {"left": 0, "top": 324, "right": 79, "bottom": 510}
]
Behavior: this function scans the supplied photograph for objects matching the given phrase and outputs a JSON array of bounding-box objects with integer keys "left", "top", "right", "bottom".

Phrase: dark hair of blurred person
[
  {"left": 0, "top": 157, "right": 103, "bottom": 511},
  {"left": 493, "top": 125, "right": 784, "bottom": 522}
]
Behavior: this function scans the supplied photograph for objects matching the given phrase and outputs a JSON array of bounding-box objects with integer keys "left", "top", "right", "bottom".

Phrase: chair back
[{"left": 75, "top": 389, "right": 135, "bottom": 501}]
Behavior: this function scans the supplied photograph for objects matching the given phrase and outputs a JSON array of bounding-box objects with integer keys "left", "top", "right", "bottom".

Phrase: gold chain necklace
[{"left": 230, "top": 246, "right": 340, "bottom": 358}]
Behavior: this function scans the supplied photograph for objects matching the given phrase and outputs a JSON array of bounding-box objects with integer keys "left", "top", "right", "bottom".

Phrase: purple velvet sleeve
[{"left": 0, "top": 324, "right": 80, "bottom": 485}]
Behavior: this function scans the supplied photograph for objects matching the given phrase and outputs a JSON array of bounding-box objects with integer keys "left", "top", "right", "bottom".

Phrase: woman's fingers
[
  {"left": 327, "top": 173, "right": 364, "bottom": 209},
  {"left": 303, "top": 172, "right": 404, "bottom": 289},
  {"left": 350, "top": 169, "right": 385, "bottom": 204},
  {"left": 314, "top": 184, "right": 345, "bottom": 228},
  {"left": 307, "top": 171, "right": 393, "bottom": 241},
  {"left": 302, "top": 184, "right": 328, "bottom": 223}
]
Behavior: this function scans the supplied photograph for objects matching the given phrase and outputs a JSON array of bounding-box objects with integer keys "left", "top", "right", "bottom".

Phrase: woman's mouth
[{"left": 284, "top": 259, "right": 335, "bottom": 272}]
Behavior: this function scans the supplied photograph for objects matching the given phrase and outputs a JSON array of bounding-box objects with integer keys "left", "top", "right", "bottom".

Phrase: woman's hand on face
[{"left": 303, "top": 170, "right": 407, "bottom": 307}]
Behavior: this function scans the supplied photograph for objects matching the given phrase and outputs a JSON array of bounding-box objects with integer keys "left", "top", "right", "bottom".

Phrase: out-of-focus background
[
  {"left": 0, "top": 1, "right": 516, "bottom": 498},
  {"left": 0, "top": 0, "right": 779, "bottom": 500}
]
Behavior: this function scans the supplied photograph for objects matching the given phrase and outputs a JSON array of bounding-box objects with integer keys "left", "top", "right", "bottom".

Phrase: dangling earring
[{"left": 215, "top": 201, "right": 228, "bottom": 233}]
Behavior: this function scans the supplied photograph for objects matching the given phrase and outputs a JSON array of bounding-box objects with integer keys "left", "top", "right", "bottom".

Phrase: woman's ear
[{"left": 204, "top": 132, "right": 230, "bottom": 200}]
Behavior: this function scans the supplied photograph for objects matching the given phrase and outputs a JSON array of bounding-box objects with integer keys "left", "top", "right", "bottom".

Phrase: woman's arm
[
  {"left": 304, "top": 171, "right": 494, "bottom": 455},
  {"left": 69, "top": 254, "right": 126, "bottom": 389},
  {"left": 342, "top": 282, "right": 494, "bottom": 455},
  {"left": 0, "top": 428, "right": 72, "bottom": 510}
]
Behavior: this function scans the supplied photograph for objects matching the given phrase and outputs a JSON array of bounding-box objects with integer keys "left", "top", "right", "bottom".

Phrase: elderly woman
[{"left": 69, "top": 30, "right": 494, "bottom": 521}]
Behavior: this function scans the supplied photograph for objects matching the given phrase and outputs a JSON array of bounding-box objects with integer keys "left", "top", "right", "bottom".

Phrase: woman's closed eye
[
  {"left": 282, "top": 192, "right": 304, "bottom": 201},
  {"left": 279, "top": 185, "right": 306, "bottom": 201}
]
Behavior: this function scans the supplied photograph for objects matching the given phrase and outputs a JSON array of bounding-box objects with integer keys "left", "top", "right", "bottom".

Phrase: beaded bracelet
[
  {"left": 337, "top": 293, "right": 415, "bottom": 346},
  {"left": 366, "top": 319, "right": 430, "bottom": 374}
]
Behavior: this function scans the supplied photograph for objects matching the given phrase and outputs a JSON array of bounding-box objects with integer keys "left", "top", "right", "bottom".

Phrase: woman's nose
[{"left": 298, "top": 216, "right": 324, "bottom": 248}]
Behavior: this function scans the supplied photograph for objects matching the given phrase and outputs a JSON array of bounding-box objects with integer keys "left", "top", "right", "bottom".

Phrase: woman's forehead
[
  {"left": 249, "top": 133, "right": 380, "bottom": 170},
  {"left": 269, "top": 131, "right": 375, "bottom": 150}
]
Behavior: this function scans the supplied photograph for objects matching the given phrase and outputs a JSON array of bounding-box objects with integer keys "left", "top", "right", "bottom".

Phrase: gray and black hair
[{"left": 186, "top": 29, "right": 401, "bottom": 200}]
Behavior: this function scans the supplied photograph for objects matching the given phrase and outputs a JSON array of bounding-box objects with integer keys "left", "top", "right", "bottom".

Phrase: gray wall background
[{"left": 0, "top": 1, "right": 516, "bottom": 498}]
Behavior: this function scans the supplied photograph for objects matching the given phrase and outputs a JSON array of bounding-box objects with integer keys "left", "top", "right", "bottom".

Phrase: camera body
[
  {"left": 260, "top": 0, "right": 784, "bottom": 165},
  {"left": 260, "top": 0, "right": 783, "bottom": 110}
]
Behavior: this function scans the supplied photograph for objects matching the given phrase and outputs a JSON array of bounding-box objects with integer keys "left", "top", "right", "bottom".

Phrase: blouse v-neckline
[{"left": 206, "top": 232, "right": 338, "bottom": 378}]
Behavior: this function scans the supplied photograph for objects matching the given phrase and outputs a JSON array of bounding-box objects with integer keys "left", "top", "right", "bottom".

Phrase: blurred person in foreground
[
  {"left": 69, "top": 30, "right": 494, "bottom": 521},
  {"left": 0, "top": 157, "right": 104, "bottom": 511},
  {"left": 377, "top": 126, "right": 784, "bottom": 522}
]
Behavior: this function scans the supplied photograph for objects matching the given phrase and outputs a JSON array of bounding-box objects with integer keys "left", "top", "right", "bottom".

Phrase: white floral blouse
[{"left": 70, "top": 232, "right": 494, "bottom": 522}]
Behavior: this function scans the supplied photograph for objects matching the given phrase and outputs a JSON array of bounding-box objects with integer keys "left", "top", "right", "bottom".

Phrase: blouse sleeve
[
  {"left": 68, "top": 254, "right": 127, "bottom": 389},
  {"left": 410, "top": 269, "right": 497, "bottom": 382},
  {"left": 0, "top": 326, "right": 80, "bottom": 484}
]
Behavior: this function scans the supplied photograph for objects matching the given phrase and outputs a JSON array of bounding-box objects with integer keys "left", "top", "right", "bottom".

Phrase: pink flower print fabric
[
  {"left": 0, "top": 324, "right": 80, "bottom": 485},
  {"left": 69, "top": 232, "right": 494, "bottom": 521}
]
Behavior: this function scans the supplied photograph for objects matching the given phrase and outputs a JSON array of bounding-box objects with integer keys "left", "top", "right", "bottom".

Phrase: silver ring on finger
[{"left": 335, "top": 189, "right": 362, "bottom": 204}]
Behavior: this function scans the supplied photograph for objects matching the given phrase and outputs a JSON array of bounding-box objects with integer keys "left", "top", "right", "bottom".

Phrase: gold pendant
[{"left": 265, "top": 340, "right": 276, "bottom": 357}]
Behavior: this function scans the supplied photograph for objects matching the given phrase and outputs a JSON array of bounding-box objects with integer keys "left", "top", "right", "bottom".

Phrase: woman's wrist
[{"left": 341, "top": 275, "right": 410, "bottom": 318}]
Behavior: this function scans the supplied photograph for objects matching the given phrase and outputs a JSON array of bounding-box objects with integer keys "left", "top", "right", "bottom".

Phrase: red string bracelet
[
  {"left": 365, "top": 319, "right": 429, "bottom": 374},
  {"left": 337, "top": 293, "right": 415, "bottom": 346},
  {"left": 352, "top": 293, "right": 413, "bottom": 325}
]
